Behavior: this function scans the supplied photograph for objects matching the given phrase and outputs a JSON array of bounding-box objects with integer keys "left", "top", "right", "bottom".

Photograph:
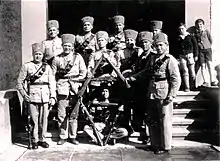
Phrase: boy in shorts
[{"left": 194, "top": 19, "right": 217, "bottom": 86}]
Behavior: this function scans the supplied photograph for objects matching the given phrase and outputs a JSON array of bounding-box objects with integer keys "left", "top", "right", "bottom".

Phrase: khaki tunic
[
  {"left": 42, "top": 37, "right": 63, "bottom": 60},
  {"left": 87, "top": 49, "right": 118, "bottom": 77},
  {"left": 108, "top": 32, "right": 126, "bottom": 51},
  {"left": 52, "top": 52, "right": 87, "bottom": 95},
  {"left": 17, "top": 61, "right": 56, "bottom": 103}
]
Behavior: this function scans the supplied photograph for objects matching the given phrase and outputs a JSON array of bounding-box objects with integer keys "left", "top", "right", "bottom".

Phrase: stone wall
[{"left": 0, "top": 1, "right": 22, "bottom": 90}]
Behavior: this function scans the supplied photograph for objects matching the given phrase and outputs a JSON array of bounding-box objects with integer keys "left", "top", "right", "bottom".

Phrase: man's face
[
  {"left": 125, "top": 38, "right": 135, "bottom": 48},
  {"left": 178, "top": 25, "right": 187, "bottom": 35},
  {"left": 33, "top": 52, "right": 44, "bottom": 63},
  {"left": 115, "top": 23, "right": 124, "bottom": 33},
  {"left": 62, "top": 43, "right": 73, "bottom": 54},
  {"left": 83, "top": 22, "right": 93, "bottom": 32},
  {"left": 196, "top": 22, "right": 204, "bottom": 31},
  {"left": 97, "top": 38, "right": 107, "bottom": 49},
  {"left": 48, "top": 27, "right": 59, "bottom": 38},
  {"left": 152, "top": 29, "right": 161, "bottom": 36},
  {"left": 154, "top": 41, "right": 168, "bottom": 55},
  {"left": 102, "top": 88, "right": 110, "bottom": 99},
  {"left": 140, "top": 40, "right": 151, "bottom": 51}
]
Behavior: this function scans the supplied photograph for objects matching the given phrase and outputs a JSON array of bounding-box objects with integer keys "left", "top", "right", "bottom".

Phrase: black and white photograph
[{"left": 0, "top": 0, "right": 219, "bottom": 160}]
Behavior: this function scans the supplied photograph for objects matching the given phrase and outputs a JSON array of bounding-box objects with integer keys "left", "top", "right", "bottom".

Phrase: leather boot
[{"left": 183, "top": 75, "right": 190, "bottom": 91}]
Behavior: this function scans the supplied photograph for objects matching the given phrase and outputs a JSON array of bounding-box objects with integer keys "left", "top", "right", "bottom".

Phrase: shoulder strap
[
  {"left": 153, "top": 55, "right": 169, "bottom": 72},
  {"left": 26, "top": 62, "right": 47, "bottom": 83},
  {"left": 82, "top": 34, "right": 95, "bottom": 47}
]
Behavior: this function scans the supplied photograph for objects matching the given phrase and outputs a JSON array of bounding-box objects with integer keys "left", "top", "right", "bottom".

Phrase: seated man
[{"left": 84, "top": 83, "right": 128, "bottom": 145}]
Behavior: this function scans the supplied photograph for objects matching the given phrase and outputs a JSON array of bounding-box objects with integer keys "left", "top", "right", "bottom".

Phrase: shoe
[
  {"left": 184, "top": 88, "right": 190, "bottom": 92},
  {"left": 32, "top": 142, "right": 38, "bottom": 149},
  {"left": 69, "top": 138, "right": 79, "bottom": 145},
  {"left": 201, "top": 82, "right": 210, "bottom": 87},
  {"left": 211, "top": 81, "right": 218, "bottom": 86},
  {"left": 38, "top": 141, "right": 49, "bottom": 148},
  {"left": 154, "top": 149, "right": 169, "bottom": 155},
  {"left": 57, "top": 139, "right": 66, "bottom": 145}
]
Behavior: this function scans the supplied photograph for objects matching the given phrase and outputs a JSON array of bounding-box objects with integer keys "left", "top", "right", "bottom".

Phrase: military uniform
[
  {"left": 42, "top": 20, "right": 63, "bottom": 65},
  {"left": 108, "top": 15, "right": 126, "bottom": 52},
  {"left": 17, "top": 43, "right": 56, "bottom": 147},
  {"left": 75, "top": 16, "right": 98, "bottom": 66},
  {"left": 130, "top": 33, "right": 181, "bottom": 152},
  {"left": 52, "top": 34, "right": 87, "bottom": 143}
]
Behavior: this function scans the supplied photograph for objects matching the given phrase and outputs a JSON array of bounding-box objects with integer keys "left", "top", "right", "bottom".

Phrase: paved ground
[{"left": 0, "top": 133, "right": 219, "bottom": 161}]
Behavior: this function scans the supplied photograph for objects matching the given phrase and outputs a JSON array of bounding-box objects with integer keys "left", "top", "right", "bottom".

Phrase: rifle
[
  {"left": 25, "top": 80, "right": 32, "bottom": 149},
  {"left": 104, "top": 56, "right": 131, "bottom": 88},
  {"left": 103, "top": 106, "right": 122, "bottom": 146},
  {"left": 80, "top": 98, "right": 103, "bottom": 146},
  {"left": 90, "top": 101, "right": 118, "bottom": 107}
]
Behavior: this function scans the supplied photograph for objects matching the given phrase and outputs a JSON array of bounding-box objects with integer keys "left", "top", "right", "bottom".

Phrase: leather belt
[
  {"left": 152, "top": 77, "right": 167, "bottom": 82},
  {"left": 30, "top": 82, "right": 49, "bottom": 85}
]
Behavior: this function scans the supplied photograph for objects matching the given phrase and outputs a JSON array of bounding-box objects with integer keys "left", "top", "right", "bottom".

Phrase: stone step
[{"left": 172, "top": 117, "right": 204, "bottom": 126}]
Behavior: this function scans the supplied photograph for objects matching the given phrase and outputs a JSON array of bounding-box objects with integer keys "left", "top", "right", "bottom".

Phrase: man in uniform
[
  {"left": 108, "top": 15, "right": 126, "bottom": 52},
  {"left": 17, "top": 42, "right": 56, "bottom": 149},
  {"left": 127, "top": 33, "right": 181, "bottom": 154},
  {"left": 150, "top": 20, "right": 163, "bottom": 37},
  {"left": 75, "top": 16, "right": 97, "bottom": 66},
  {"left": 52, "top": 34, "right": 87, "bottom": 145},
  {"left": 117, "top": 29, "right": 143, "bottom": 76},
  {"left": 43, "top": 20, "right": 63, "bottom": 65},
  {"left": 87, "top": 31, "right": 118, "bottom": 103}
]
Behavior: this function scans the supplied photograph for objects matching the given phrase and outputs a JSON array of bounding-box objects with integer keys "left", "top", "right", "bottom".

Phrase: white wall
[{"left": 21, "top": 0, "right": 47, "bottom": 64}]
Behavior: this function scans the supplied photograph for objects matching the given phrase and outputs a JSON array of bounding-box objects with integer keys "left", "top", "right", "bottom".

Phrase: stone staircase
[{"left": 172, "top": 89, "right": 219, "bottom": 145}]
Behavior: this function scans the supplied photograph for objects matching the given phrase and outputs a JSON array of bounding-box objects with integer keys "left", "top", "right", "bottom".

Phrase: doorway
[{"left": 48, "top": 0, "right": 185, "bottom": 57}]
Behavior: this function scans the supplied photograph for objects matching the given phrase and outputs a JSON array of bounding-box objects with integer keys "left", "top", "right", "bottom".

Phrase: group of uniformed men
[{"left": 17, "top": 15, "right": 182, "bottom": 155}]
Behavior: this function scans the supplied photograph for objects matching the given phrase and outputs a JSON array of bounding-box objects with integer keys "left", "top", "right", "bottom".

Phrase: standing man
[
  {"left": 43, "top": 20, "right": 63, "bottom": 65},
  {"left": 177, "top": 23, "right": 198, "bottom": 91},
  {"left": 52, "top": 34, "right": 87, "bottom": 145},
  {"left": 75, "top": 16, "right": 97, "bottom": 66},
  {"left": 150, "top": 20, "right": 163, "bottom": 37},
  {"left": 17, "top": 42, "right": 56, "bottom": 149},
  {"left": 108, "top": 15, "right": 126, "bottom": 52},
  {"left": 136, "top": 31, "right": 154, "bottom": 72},
  {"left": 127, "top": 33, "right": 181, "bottom": 154},
  {"left": 117, "top": 29, "right": 143, "bottom": 76}
]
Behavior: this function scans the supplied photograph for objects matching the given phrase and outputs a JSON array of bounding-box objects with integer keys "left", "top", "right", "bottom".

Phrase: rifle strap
[
  {"left": 82, "top": 34, "right": 95, "bottom": 48},
  {"left": 152, "top": 55, "right": 169, "bottom": 72},
  {"left": 26, "top": 62, "right": 47, "bottom": 83}
]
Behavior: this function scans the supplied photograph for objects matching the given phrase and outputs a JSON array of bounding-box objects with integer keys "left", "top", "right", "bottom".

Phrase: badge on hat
[
  {"left": 138, "top": 31, "right": 153, "bottom": 42},
  {"left": 96, "top": 31, "right": 109, "bottom": 40},
  {"left": 61, "top": 34, "right": 75, "bottom": 45},
  {"left": 47, "top": 20, "right": 59, "bottom": 29},
  {"left": 113, "top": 15, "right": 125, "bottom": 25},
  {"left": 81, "top": 16, "right": 94, "bottom": 25},
  {"left": 32, "top": 42, "right": 44, "bottom": 54},
  {"left": 153, "top": 33, "right": 168, "bottom": 44},
  {"left": 150, "top": 20, "right": 163, "bottom": 30},
  {"left": 124, "top": 29, "right": 138, "bottom": 40}
]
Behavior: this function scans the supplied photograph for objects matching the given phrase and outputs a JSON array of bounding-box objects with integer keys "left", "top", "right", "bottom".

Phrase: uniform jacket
[
  {"left": 117, "top": 47, "right": 143, "bottom": 72},
  {"left": 17, "top": 61, "right": 56, "bottom": 103},
  {"left": 42, "top": 37, "right": 63, "bottom": 60},
  {"left": 52, "top": 52, "right": 87, "bottom": 95},
  {"left": 134, "top": 53, "right": 181, "bottom": 99},
  {"left": 177, "top": 33, "right": 198, "bottom": 57},
  {"left": 108, "top": 32, "right": 126, "bottom": 51},
  {"left": 87, "top": 49, "right": 118, "bottom": 77},
  {"left": 75, "top": 32, "right": 98, "bottom": 52}
]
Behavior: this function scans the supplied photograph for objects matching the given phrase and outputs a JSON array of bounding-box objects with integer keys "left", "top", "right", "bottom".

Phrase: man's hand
[
  {"left": 24, "top": 94, "right": 30, "bottom": 102},
  {"left": 49, "top": 98, "right": 56, "bottom": 106},
  {"left": 194, "top": 56, "right": 198, "bottom": 62},
  {"left": 163, "top": 96, "right": 174, "bottom": 106}
]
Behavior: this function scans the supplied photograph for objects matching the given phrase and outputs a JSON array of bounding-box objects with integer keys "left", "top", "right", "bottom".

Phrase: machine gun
[{"left": 103, "top": 105, "right": 123, "bottom": 146}]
